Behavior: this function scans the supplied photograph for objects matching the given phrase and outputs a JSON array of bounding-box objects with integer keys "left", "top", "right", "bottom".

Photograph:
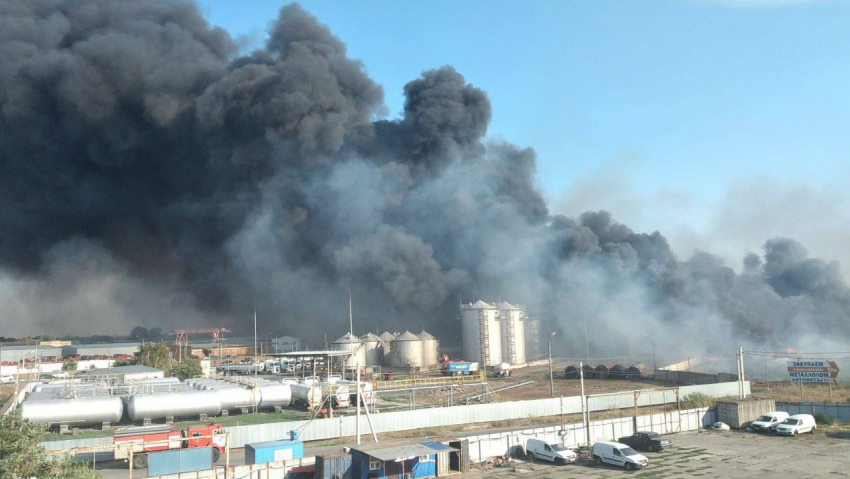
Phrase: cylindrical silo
[
  {"left": 359, "top": 333, "right": 384, "bottom": 367},
  {"left": 582, "top": 363, "right": 596, "bottom": 379},
  {"left": 564, "top": 365, "right": 580, "bottom": 379},
  {"left": 460, "top": 300, "right": 503, "bottom": 366},
  {"left": 21, "top": 396, "right": 124, "bottom": 427},
  {"left": 332, "top": 333, "right": 366, "bottom": 370},
  {"left": 417, "top": 331, "right": 439, "bottom": 366},
  {"left": 498, "top": 302, "right": 527, "bottom": 365},
  {"left": 611, "top": 364, "right": 628, "bottom": 379},
  {"left": 391, "top": 331, "right": 423, "bottom": 368}
]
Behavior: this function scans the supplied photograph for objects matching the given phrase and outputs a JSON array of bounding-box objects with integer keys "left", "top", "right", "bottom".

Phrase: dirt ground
[
  {"left": 466, "top": 426, "right": 850, "bottom": 478},
  {"left": 752, "top": 381, "right": 850, "bottom": 403},
  {"left": 487, "top": 363, "right": 662, "bottom": 402}
]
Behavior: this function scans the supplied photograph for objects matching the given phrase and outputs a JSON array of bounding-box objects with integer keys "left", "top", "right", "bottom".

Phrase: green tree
[
  {"left": 135, "top": 341, "right": 172, "bottom": 370},
  {"left": 0, "top": 412, "right": 99, "bottom": 479},
  {"left": 112, "top": 357, "right": 137, "bottom": 367},
  {"left": 61, "top": 358, "right": 77, "bottom": 372},
  {"left": 170, "top": 357, "right": 203, "bottom": 380}
]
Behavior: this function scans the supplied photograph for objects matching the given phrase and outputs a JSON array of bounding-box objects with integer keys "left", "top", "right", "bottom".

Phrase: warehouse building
[
  {"left": 0, "top": 345, "right": 63, "bottom": 362},
  {"left": 62, "top": 343, "right": 141, "bottom": 358},
  {"left": 75, "top": 365, "right": 165, "bottom": 382}
]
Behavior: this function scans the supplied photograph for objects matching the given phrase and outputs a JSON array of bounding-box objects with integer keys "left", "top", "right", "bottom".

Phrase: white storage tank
[
  {"left": 258, "top": 383, "right": 293, "bottom": 409},
  {"left": 332, "top": 332, "right": 366, "bottom": 370},
  {"left": 379, "top": 331, "right": 396, "bottom": 343},
  {"left": 417, "top": 331, "right": 439, "bottom": 366},
  {"left": 498, "top": 301, "right": 527, "bottom": 365},
  {"left": 21, "top": 396, "right": 124, "bottom": 427},
  {"left": 390, "top": 331, "right": 423, "bottom": 368},
  {"left": 127, "top": 391, "right": 222, "bottom": 421},
  {"left": 359, "top": 333, "right": 385, "bottom": 367},
  {"left": 460, "top": 300, "right": 503, "bottom": 366}
]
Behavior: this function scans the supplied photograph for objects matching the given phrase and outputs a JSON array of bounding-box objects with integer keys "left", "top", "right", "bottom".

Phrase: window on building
[{"left": 369, "top": 458, "right": 381, "bottom": 470}]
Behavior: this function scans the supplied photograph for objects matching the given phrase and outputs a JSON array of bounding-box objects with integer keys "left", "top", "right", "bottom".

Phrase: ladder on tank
[
  {"left": 479, "top": 309, "right": 490, "bottom": 367},
  {"left": 502, "top": 308, "right": 516, "bottom": 365}
]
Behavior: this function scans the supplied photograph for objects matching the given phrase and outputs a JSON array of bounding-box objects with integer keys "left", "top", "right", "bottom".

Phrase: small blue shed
[
  {"left": 245, "top": 439, "right": 304, "bottom": 465},
  {"left": 349, "top": 441, "right": 458, "bottom": 479},
  {"left": 147, "top": 447, "right": 212, "bottom": 476}
]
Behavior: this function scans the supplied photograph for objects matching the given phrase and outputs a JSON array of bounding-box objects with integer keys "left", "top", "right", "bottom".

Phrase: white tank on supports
[
  {"left": 498, "top": 301, "right": 527, "bottom": 365},
  {"left": 390, "top": 331, "right": 423, "bottom": 368},
  {"left": 417, "top": 331, "right": 439, "bottom": 366},
  {"left": 359, "top": 333, "right": 384, "bottom": 367},
  {"left": 332, "top": 332, "right": 365, "bottom": 370},
  {"left": 21, "top": 396, "right": 124, "bottom": 427},
  {"left": 460, "top": 300, "right": 503, "bottom": 366}
]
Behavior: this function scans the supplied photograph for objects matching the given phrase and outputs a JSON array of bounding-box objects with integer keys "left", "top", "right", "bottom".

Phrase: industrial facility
[{"left": 459, "top": 300, "right": 538, "bottom": 366}]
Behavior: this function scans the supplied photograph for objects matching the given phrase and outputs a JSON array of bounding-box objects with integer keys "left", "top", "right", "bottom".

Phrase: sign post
[{"left": 786, "top": 359, "right": 840, "bottom": 384}]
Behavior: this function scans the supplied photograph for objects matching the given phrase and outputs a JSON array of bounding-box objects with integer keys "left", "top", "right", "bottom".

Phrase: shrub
[
  {"left": 680, "top": 393, "right": 715, "bottom": 409},
  {"left": 814, "top": 412, "right": 834, "bottom": 426}
]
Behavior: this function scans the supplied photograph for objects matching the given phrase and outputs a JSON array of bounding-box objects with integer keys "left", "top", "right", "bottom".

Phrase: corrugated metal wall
[{"left": 777, "top": 402, "right": 850, "bottom": 422}]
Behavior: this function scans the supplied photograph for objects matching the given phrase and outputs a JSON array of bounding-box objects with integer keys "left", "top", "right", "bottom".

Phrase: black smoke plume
[{"left": 1, "top": 1, "right": 848, "bottom": 360}]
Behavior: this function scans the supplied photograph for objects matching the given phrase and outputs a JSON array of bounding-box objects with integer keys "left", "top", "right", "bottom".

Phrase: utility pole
[
  {"left": 348, "top": 288, "right": 354, "bottom": 336},
  {"left": 254, "top": 306, "right": 258, "bottom": 383},
  {"left": 583, "top": 318, "right": 591, "bottom": 367},
  {"left": 739, "top": 346, "right": 746, "bottom": 398},
  {"left": 579, "top": 361, "right": 589, "bottom": 446},
  {"left": 356, "top": 361, "right": 361, "bottom": 445},
  {"left": 652, "top": 340, "right": 657, "bottom": 373},
  {"left": 548, "top": 332, "right": 556, "bottom": 398}
]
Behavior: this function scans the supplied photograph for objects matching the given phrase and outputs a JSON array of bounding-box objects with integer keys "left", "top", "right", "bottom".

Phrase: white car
[
  {"left": 525, "top": 438, "right": 577, "bottom": 465},
  {"left": 776, "top": 414, "right": 817, "bottom": 436},
  {"left": 750, "top": 411, "right": 790, "bottom": 433},
  {"left": 0, "top": 375, "right": 14, "bottom": 384},
  {"left": 592, "top": 441, "right": 649, "bottom": 470}
]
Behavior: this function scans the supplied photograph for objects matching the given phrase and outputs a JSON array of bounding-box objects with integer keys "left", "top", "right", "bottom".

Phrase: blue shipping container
[
  {"left": 148, "top": 448, "right": 212, "bottom": 476},
  {"left": 246, "top": 439, "right": 304, "bottom": 465}
]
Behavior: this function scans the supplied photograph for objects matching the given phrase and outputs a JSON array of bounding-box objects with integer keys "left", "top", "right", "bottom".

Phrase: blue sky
[{"left": 198, "top": 0, "right": 850, "bottom": 267}]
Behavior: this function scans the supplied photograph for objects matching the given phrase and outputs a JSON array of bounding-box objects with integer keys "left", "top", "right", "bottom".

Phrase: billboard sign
[{"left": 787, "top": 360, "right": 840, "bottom": 383}]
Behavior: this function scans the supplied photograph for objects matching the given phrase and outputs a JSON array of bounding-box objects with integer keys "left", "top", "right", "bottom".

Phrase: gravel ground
[{"left": 465, "top": 428, "right": 850, "bottom": 478}]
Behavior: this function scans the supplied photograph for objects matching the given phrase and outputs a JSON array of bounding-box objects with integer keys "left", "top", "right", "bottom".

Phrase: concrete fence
[
  {"left": 776, "top": 402, "right": 850, "bottom": 422},
  {"left": 43, "top": 380, "right": 747, "bottom": 452}
]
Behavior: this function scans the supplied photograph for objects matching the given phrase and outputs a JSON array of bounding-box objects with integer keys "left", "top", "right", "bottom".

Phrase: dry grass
[{"left": 751, "top": 381, "right": 850, "bottom": 403}]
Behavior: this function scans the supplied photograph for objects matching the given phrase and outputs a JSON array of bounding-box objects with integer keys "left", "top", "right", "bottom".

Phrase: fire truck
[{"left": 113, "top": 424, "right": 226, "bottom": 469}]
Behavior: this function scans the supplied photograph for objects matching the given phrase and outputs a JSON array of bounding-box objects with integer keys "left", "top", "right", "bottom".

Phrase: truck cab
[{"left": 184, "top": 424, "right": 227, "bottom": 460}]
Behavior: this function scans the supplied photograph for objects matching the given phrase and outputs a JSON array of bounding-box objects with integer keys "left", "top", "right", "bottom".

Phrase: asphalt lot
[{"left": 466, "top": 429, "right": 850, "bottom": 478}]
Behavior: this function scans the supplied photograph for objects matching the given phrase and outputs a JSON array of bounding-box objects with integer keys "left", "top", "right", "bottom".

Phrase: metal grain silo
[
  {"left": 379, "top": 331, "right": 396, "bottom": 343},
  {"left": 359, "top": 333, "right": 385, "bottom": 367},
  {"left": 498, "top": 302, "right": 526, "bottom": 365},
  {"left": 460, "top": 300, "right": 503, "bottom": 366},
  {"left": 332, "top": 333, "right": 366, "bottom": 370},
  {"left": 391, "top": 331, "right": 424, "bottom": 368},
  {"left": 417, "top": 331, "right": 439, "bottom": 366},
  {"left": 127, "top": 391, "right": 222, "bottom": 421},
  {"left": 20, "top": 396, "right": 123, "bottom": 427}
]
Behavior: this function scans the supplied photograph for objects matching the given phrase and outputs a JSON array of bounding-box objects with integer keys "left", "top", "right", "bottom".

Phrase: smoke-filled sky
[{"left": 1, "top": 1, "right": 848, "bottom": 362}]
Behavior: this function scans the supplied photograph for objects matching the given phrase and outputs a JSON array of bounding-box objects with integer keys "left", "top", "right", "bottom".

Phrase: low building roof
[
  {"left": 352, "top": 441, "right": 456, "bottom": 462},
  {"left": 77, "top": 365, "right": 163, "bottom": 375}
]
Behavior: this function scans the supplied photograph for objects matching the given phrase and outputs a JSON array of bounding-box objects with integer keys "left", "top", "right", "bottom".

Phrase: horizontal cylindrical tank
[
  {"left": 611, "top": 364, "right": 628, "bottom": 379},
  {"left": 215, "top": 387, "right": 260, "bottom": 411},
  {"left": 21, "top": 396, "right": 123, "bottom": 426},
  {"left": 258, "top": 384, "right": 292, "bottom": 409},
  {"left": 595, "top": 363, "right": 614, "bottom": 379},
  {"left": 564, "top": 365, "right": 580, "bottom": 379},
  {"left": 290, "top": 384, "right": 323, "bottom": 409},
  {"left": 626, "top": 363, "right": 648, "bottom": 379},
  {"left": 582, "top": 364, "right": 596, "bottom": 379},
  {"left": 127, "top": 391, "right": 221, "bottom": 421}
]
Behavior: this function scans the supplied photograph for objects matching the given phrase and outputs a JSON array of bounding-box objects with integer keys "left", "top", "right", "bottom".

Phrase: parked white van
[
  {"left": 525, "top": 438, "right": 577, "bottom": 465},
  {"left": 776, "top": 414, "right": 817, "bottom": 436},
  {"left": 750, "top": 411, "right": 790, "bottom": 432},
  {"left": 592, "top": 441, "right": 649, "bottom": 470}
]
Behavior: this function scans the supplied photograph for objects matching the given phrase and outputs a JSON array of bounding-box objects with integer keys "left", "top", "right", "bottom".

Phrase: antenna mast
[{"left": 348, "top": 288, "right": 354, "bottom": 336}]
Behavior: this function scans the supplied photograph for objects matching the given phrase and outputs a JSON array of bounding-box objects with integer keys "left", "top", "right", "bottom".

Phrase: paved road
[{"left": 465, "top": 429, "right": 850, "bottom": 479}]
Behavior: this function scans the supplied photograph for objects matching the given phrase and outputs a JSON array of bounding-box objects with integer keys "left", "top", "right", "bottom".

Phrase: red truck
[{"left": 113, "top": 424, "right": 226, "bottom": 469}]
